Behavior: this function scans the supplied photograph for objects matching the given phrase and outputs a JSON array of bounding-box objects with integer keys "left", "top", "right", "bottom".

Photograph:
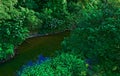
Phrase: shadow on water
[{"left": 0, "top": 31, "right": 70, "bottom": 76}]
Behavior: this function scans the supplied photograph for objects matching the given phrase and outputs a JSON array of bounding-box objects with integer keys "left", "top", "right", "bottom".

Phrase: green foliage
[
  {"left": 77, "top": 0, "right": 120, "bottom": 28},
  {"left": 61, "top": 0, "right": 120, "bottom": 75},
  {"left": 1, "top": 0, "right": 18, "bottom": 7},
  {"left": 13, "top": 0, "right": 120, "bottom": 75},
  {"left": 0, "top": 43, "right": 14, "bottom": 59},
  {"left": 19, "top": 7, "right": 42, "bottom": 30},
  {"left": 0, "top": 0, "right": 44, "bottom": 60},
  {"left": 18, "top": 53, "right": 88, "bottom": 76},
  {"left": 38, "top": 10, "right": 66, "bottom": 34},
  {"left": 44, "top": 0, "right": 68, "bottom": 19},
  {"left": 0, "top": 0, "right": 18, "bottom": 20},
  {"left": 17, "top": 0, "right": 48, "bottom": 12},
  {"left": 17, "top": 0, "right": 38, "bottom": 10},
  {"left": 14, "top": 0, "right": 120, "bottom": 34},
  {"left": 0, "top": 18, "right": 29, "bottom": 60},
  {"left": 36, "top": 0, "right": 70, "bottom": 33},
  {"left": 67, "top": 2, "right": 82, "bottom": 14},
  {"left": 0, "top": 0, "right": 39, "bottom": 60}
]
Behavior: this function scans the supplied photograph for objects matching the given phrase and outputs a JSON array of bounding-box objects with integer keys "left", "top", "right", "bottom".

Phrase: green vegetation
[
  {"left": 0, "top": 0, "right": 41, "bottom": 60},
  {"left": 0, "top": 0, "right": 27, "bottom": 59},
  {"left": 62, "top": 25, "right": 120, "bottom": 75},
  {"left": 18, "top": 53, "right": 87, "bottom": 76},
  {"left": 18, "top": 0, "right": 120, "bottom": 76},
  {"left": 0, "top": 32, "right": 69, "bottom": 76},
  {"left": 61, "top": 0, "right": 120, "bottom": 75},
  {"left": 0, "top": 0, "right": 120, "bottom": 76}
]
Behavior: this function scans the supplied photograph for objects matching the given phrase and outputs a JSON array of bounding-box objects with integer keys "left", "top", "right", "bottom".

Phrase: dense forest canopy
[{"left": 0, "top": 0, "right": 120, "bottom": 76}]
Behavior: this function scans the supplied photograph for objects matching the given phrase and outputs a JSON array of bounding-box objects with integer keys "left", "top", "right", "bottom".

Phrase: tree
[
  {"left": 0, "top": 0, "right": 40, "bottom": 60},
  {"left": 61, "top": 0, "right": 120, "bottom": 75}
]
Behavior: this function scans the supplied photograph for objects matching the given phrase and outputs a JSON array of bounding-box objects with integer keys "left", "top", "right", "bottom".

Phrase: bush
[
  {"left": 0, "top": 18, "right": 29, "bottom": 60},
  {"left": 0, "top": 3, "right": 29, "bottom": 59},
  {"left": 18, "top": 53, "right": 88, "bottom": 76},
  {"left": 19, "top": 7, "right": 42, "bottom": 31}
]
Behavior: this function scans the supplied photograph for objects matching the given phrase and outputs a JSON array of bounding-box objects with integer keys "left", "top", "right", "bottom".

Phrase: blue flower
[
  {"left": 36, "top": 54, "right": 49, "bottom": 64},
  {"left": 18, "top": 54, "right": 50, "bottom": 74}
]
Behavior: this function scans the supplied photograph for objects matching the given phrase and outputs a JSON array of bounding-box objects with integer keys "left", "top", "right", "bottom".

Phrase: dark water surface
[{"left": 0, "top": 31, "right": 69, "bottom": 76}]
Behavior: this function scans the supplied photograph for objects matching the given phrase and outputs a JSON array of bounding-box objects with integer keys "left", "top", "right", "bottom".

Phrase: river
[{"left": 0, "top": 31, "right": 69, "bottom": 76}]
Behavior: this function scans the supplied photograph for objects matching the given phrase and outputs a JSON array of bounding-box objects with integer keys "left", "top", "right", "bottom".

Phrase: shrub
[
  {"left": 18, "top": 53, "right": 88, "bottom": 76},
  {"left": 19, "top": 7, "right": 42, "bottom": 31},
  {"left": 0, "top": 18, "right": 29, "bottom": 60}
]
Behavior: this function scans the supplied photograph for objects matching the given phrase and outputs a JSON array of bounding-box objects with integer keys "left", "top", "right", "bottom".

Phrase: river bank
[
  {"left": 0, "top": 29, "right": 70, "bottom": 64},
  {"left": 0, "top": 31, "right": 70, "bottom": 76}
]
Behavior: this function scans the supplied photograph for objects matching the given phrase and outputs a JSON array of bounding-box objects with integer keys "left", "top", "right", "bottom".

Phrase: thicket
[
  {"left": 18, "top": 53, "right": 87, "bottom": 76},
  {"left": 0, "top": 0, "right": 40, "bottom": 60}
]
